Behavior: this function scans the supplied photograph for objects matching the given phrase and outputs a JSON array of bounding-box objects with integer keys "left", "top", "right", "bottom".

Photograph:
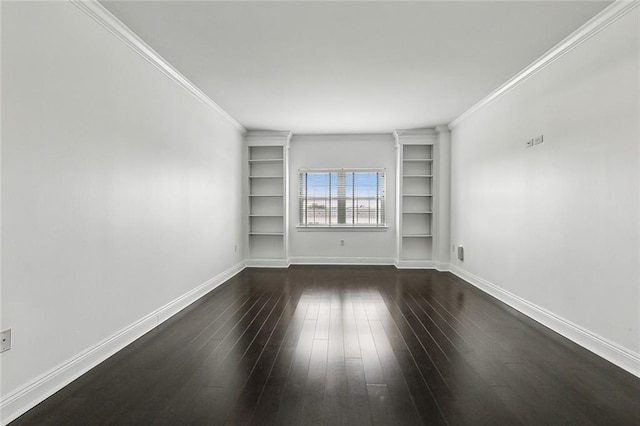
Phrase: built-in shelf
[
  {"left": 247, "top": 133, "right": 290, "bottom": 264},
  {"left": 248, "top": 158, "right": 283, "bottom": 164},
  {"left": 396, "top": 137, "right": 435, "bottom": 263}
]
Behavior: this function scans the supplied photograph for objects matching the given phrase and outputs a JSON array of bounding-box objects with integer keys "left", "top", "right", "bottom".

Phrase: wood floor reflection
[{"left": 12, "top": 266, "right": 640, "bottom": 425}]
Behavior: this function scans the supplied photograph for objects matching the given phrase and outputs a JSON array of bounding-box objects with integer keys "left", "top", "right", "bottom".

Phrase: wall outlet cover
[{"left": 1, "top": 329, "right": 11, "bottom": 353}]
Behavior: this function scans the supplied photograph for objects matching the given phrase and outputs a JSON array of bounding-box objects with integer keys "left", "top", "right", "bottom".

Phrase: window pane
[{"left": 299, "top": 169, "right": 385, "bottom": 227}]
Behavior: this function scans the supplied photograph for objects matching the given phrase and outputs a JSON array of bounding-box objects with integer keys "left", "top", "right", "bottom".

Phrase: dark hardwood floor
[{"left": 12, "top": 266, "right": 640, "bottom": 425}]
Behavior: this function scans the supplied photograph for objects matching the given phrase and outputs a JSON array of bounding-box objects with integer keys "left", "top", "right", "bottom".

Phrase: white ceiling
[{"left": 101, "top": 1, "right": 611, "bottom": 133}]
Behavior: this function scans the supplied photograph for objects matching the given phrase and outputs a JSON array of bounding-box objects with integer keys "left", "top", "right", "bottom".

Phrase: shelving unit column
[
  {"left": 394, "top": 129, "right": 437, "bottom": 268},
  {"left": 246, "top": 131, "right": 291, "bottom": 267}
]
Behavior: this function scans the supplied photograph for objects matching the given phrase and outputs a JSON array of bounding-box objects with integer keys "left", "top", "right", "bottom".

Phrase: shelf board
[
  {"left": 403, "top": 159, "right": 433, "bottom": 162},
  {"left": 249, "top": 175, "right": 283, "bottom": 179},
  {"left": 249, "top": 158, "right": 283, "bottom": 163},
  {"left": 402, "top": 234, "right": 433, "bottom": 238},
  {"left": 249, "top": 194, "right": 284, "bottom": 197},
  {"left": 403, "top": 174, "right": 433, "bottom": 178},
  {"left": 249, "top": 232, "right": 284, "bottom": 236},
  {"left": 403, "top": 211, "right": 433, "bottom": 214},
  {"left": 249, "top": 214, "right": 284, "bottom": 217},
  {"left": 403, "top": 194, "right": 433, "bottom": 197}
]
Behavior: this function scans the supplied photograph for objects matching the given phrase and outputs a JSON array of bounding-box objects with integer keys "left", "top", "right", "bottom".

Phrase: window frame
[{"left": 297, "top": 168, "right": 388, "bottom": 230}]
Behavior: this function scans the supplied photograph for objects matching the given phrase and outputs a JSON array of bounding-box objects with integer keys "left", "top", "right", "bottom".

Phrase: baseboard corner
[
  {"left": 449, "top": 264, "right": 640, "bottom": 379},
  {"left": 0, "top": 260, "right": 246, "bottom": 425}
]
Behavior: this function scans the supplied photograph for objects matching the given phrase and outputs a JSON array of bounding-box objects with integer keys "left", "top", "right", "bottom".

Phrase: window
[{"left": 298, "top": 169, "right": 386, "bottom": 228}]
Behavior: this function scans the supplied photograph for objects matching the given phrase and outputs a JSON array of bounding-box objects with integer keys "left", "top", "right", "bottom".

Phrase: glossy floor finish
[{"left": 12, "top": 266, "right": 640, "bottom": 425}]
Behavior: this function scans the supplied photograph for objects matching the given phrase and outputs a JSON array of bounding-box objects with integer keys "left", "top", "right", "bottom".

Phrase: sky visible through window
[{"left": 300, "top": 171, "right": 385, "bottom": 226}]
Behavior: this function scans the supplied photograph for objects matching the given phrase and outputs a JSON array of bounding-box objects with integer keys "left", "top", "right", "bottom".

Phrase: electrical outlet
[
  {"left": 340, "top": 239, "right": 345, "bottom": 246},
  {"left": 1, "top": 329, "right": 11, "bottom": 353},
  {"left": 534, "top": 134, "right": 544, "bottom": 145}
]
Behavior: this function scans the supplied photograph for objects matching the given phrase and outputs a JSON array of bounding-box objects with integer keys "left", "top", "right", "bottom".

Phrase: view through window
[{"left": 298, "top": 169, "right": 386, "bottom": 227}]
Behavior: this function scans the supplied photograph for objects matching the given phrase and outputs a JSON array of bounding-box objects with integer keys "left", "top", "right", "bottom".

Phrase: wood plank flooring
[{"left": 11, "top": 266, "right": 640, "bottom": 425}]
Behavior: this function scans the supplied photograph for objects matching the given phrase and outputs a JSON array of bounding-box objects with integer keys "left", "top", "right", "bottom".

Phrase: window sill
[{"left": 296, "top": 226, "right": 388, "bottom": 232}]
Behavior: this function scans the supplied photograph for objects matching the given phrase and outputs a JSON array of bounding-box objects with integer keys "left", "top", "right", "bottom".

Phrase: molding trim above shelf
[
  {"left": 394, "top": 128, "right": 438, "bottom": 146},
  {"left": 246, "top": 130, "right": 292, "bottom": 147}
]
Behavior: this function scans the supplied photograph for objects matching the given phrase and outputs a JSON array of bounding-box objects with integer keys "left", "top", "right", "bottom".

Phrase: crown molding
[
  {"left": 70, "top": 0, "right": 245, "bottom": 133},
  {"left": 245, "top": 130, "right": 292, "bottom": 147},
  {"left": 434, "top": 125, "right": 450, "bottom": 135},
  {"left": 393, "top": 128, "right": 438, "bottom": 146},
  {"left": 448, "top": 0, "right": 639, "bottom": 130}
]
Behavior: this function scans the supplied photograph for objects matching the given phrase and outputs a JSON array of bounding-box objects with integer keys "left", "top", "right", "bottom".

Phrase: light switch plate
[{"left": 534, "top": 135, "right": 544, "bottom": 145}]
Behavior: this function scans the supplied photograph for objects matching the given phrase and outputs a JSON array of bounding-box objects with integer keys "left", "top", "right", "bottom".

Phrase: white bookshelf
[
  {"left": 246, "top": 131, "right": 291, "bottom": 267},
  {"left": 395, "top": 130, "right": 436, "bottom": 268}
]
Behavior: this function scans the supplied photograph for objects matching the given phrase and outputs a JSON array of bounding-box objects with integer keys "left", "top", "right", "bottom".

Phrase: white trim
[
  {"left": 393, "top": 128, "right": 437, "bottom": 146},
  {"left": 245, "top": 259, "right": 290, "bottom": 268},
  {"left": 449, "top": 265, "right": 640, "bottom": 379},
  {"left": 0, "top": 261, "right": 246, "bottom": 425},
  {"left": 448, "top": 0, "right": 639, "bottom": 129},
  {"left": 245, "top": 131, "right": 292, "bottom": 147},
  {"left": 289, "top": 257, "right": 396, "bottom": 266},
  {"left": 435, "top": 262, "right": 450, "bottom": 272},
  {"left": 69, "top": 0, "right": 245, "bottom": 133},
  {"left": 395, "top": 260, "right": 437, "bottom": 269}
]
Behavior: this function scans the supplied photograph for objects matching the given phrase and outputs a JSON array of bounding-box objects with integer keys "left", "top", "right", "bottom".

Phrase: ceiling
[{"left": 101, "top": 1, "right": 611, "bottom": 134}]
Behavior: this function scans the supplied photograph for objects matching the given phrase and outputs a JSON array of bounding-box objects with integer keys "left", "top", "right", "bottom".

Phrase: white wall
[
  {"left": 288, "top": 134, "right": 396, "bottom": 263},
  {"left": 450, "top": 6, "right": 639, "bottom": 358},
  {"left": 1, "top": 0, "right": 245, "bottom": 409}
]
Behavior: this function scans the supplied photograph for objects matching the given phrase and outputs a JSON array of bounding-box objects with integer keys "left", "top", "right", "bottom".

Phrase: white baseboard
[
  {"left": 395, "top": 260, "right": 437, "bottom": 269},
  {"left": 449, "top": 265, "right": 640, "bottom": 379},
  {"left": 435, "top": 262, "right": 451, "bottom": 272},
  {"left": 245, "top": 258, "right": 290, "bottom": 268},
  {"left": 289, "top": 257, "right": 396, "bottom": 266},
  {"left": 0, "top": 261, "right": 246, "bottom": 425}
]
